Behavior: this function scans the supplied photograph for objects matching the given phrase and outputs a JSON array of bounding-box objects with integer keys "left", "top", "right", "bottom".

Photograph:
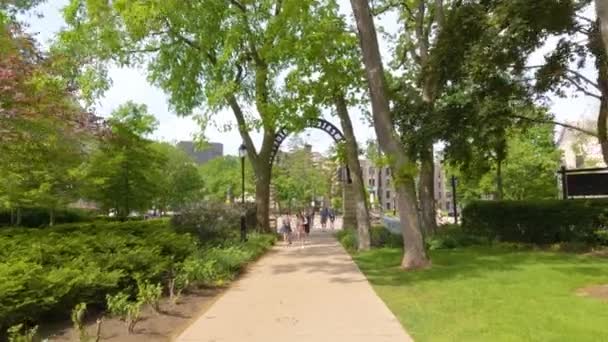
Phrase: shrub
[
  {"left": 136, "top": 280, "right": 162, "bottom": 313},
  {"left": 70, "top": 303, "right": 87, "bottom": 342},
  {"left": 0, "top": 219, "right": 195, "bottom": 330},
  {"left": 370, "top": 226, "right": 403, "bottom": 248},
  {"left": 426, "top": 225, "right": 488, "bottom": 250},
  {"left": 336, "top": 229, "right": 358, "bottom": 252},
  {"left": 0, "top": 219, "right": 275, "bottom": 334},
  {"left": 106, "top": 292, "right": 141, "bottom": 334},
  {"left": 462, "top": 199, "right": 608, "bottom": 245},
  {"left": 7, "top": 324, "right": 38, "bottom": 342},
  {"left": 171, "top": 202, "right": 257, "bottom": 244}
]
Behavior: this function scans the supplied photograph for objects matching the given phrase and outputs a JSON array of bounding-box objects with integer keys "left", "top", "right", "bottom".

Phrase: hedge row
[
  {"left": 0, "top": 208, "right": 97, "bottom": 227},
  {"left": 0, "top": 219, "right": 275, "bottom": 332},
  {"left": 462, "top": 199, "right": 608, "bottom": 245}
]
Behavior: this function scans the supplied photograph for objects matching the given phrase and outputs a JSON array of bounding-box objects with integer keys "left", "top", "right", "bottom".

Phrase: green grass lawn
[{"left": 354, "top": 246, "right": 608, "bottom": 341}]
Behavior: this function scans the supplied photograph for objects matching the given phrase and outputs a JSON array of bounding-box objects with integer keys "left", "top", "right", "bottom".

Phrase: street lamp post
[{"left": 238, "top": 144, "right": 248, "bottom": 242}]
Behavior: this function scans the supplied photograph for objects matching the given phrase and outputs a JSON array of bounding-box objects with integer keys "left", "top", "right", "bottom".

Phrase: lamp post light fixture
[{"left": 238, "top": 143, "right": 247, "bottom": 241}]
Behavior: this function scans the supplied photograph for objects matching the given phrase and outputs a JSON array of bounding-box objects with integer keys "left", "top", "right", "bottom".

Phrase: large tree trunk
[
  {"left": 597, "top": 0, "right": 608, "bottom": 58},
  {"left": 419, "top": 145, "right": 436, "bottom": 235},
  {"left": 335, "top": 94, "right": 371, "bottom": 251},
  {"left": 254, "top": 165, "right": 272, "bottom": 232},
  {"left": 227, "top": 94, "right": 274, "bottom": 232},
  {"left": 594, "top": 23, "right": 608, "bottom": 165},
  {"left": 350, "top": 0, "right": 431, "bottom": 269}
]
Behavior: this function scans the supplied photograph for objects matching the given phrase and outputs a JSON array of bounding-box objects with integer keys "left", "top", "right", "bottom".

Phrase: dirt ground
[
  {"left": 43, "top": 288, "right": 222, "bottom": 342},
  {"left": 576, "top": 284, "right": 608, "bottom": 301}
]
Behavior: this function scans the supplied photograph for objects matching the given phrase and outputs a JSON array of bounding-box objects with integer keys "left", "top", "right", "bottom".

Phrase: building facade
[
  {"left": 177, "top": 141, "right": 223, "bottom": 165},
  {"left": 360, "top": 159, "right": 454, "bottom": 214},
  {"left": 556, "top": 126, "right": 605, "bottom": 169}
]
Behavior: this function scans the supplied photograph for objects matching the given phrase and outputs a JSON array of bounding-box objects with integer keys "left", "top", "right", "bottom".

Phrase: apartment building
[{"left": 360, "top": 159, "right": 454, "bottom": 214}]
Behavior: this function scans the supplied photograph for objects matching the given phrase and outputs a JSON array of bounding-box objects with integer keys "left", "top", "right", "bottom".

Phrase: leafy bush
[
  {"left": 462, "top": 200, "right": 608, "bottom": 245},
  {"left": 7, "top": 324, "right": 38, "bottom": 342},
  {"left": 0, "top": 218, "right": 275, "bottom": 334},
  {"left": 0, "top": 208, "right": 96, "bottom": 227},
  {"left": 336, "top": 229, "right": 358, "bottom": 252},
  {"left": 171, "top": 202, "right": 257, "bottom": 243},
  {"left": 136, "top": 280, "right": 162, "bottom": 313},
  {"left": 0, "top": 219, "right": 195, "bottom": 330},
  {"left": 370, "top": 226, "right": 403, "bottom": 248},
  {"left": 426, "top": 225, "right": 488, "bottom": 250},
  {"left": 106, "top": 292, "right": 142, "bottom": 334}
]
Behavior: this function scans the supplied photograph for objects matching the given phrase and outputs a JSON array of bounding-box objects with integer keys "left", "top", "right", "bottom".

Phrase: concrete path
[{"left": 177, "top": 230, "right": 413, "bottom": 342}]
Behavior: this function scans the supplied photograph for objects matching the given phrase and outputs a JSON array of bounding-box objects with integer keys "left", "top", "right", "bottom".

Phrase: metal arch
[{"left": 269, "top": 118, "right": 351, "bottom": 183}]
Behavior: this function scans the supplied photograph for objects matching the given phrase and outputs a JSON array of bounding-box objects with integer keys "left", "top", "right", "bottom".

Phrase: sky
[{"left": 20, "top": 0, "right": 600, "bottom": 156}]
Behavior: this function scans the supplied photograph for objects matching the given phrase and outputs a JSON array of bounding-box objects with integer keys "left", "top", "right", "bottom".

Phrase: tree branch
[
  {"left": 509, "top": 114, "right": 598, "bottom": 137},
  {"left": 228, "top": 0, "right": 246, "bottom": 12},
  {"left": 227, "top": 94, "right": 259, "bottom": 161},
  {"left": 563, "top": 74, "right": 602, "bottom": 99}
]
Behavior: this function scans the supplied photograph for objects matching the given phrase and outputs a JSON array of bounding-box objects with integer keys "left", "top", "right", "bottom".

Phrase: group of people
[{"left": 279, "top": 207, "right": 336, "bottom": 247}]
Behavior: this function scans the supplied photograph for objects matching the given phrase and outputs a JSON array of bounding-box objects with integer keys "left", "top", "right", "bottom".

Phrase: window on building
[
  {"left": 369, "top": 166, "right": 374, "bottom": 174},
  {"left": 386, "top": 202, "right": 391, "bottom": 210},
  {"left": 386, "top": 178, "right": 390, "bottom": 186},
  {"left": 386, "top": 168, "right": 390, "bottom": 176},
  {"left": 386, "top": 190, "right": 391, "bottom": 199}
]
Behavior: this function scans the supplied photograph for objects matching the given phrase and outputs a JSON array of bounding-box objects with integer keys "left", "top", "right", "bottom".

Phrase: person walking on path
[
  {"left": 279, "top": 213, "right": 292, "bottom": 245},
  {"left": 320, "top": 206, "right": 329, "bottom": 230},
  {"left": 296, "top": 212, "right": 306, "bottom": 248},
  {"left": 329, "top": 208, "right": 336, "bottom": 230}
]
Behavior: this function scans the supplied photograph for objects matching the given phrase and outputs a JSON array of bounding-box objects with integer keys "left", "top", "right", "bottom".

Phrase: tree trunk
[
  {"left": 350, "top": 0, "right": 430, "bottom": 269},
  {"left": 594, "top": 24, "right": 608, "bottom": 165},
  {"left": 496, "top": 158, "right": 503, "bottom": 200},
  {"left": 335, "top": 94, "right": 371, "bottom": 250},
  {"left": 254, "top": 164, "right": 272, "bottom": 232},
  {"left": 16, "top": 207, "right": 22, "bottom": 226},
  {"left": 597, "top": 0, "right": 608, "bottom": 59},
  {"left": 419, "top": 145, "right": 436, "bottom": 235},
  {"left": 49, "top": 208, "right": 55, "bottom": 227}
]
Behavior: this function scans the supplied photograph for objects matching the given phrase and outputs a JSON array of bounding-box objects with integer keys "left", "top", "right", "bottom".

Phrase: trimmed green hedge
[
  {"left": 0, "top": 219, "right": 274, "bottom": 332},
  {"left": 462, "top": 200, "right": 608, "bottom": 244}
]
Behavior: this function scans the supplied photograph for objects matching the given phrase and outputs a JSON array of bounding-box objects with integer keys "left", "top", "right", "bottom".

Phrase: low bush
[
  {"left": 336, "top": 229, "right": 358, "bottom": 252},
  {"left": 426, "top": 224, "right": 488, "bottom": 250},
  {"left": 370, "top": 226, "right": 403, "bottom": 248},
  {"left": 171, "top": 202, "right": 257, "bottom": 244},
  {"left": 462, "top": 200, "right": 608, "bottom": 245},
  {"left": 337, "top": 226, "right": 403, "bottom": 252},
  {"left": 0, "top": 218, "right": 274, "bottom": 333}
]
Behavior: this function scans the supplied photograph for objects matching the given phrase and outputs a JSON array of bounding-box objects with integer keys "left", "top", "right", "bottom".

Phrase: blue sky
[{"left": 20, "top": 1, "right": 600, "bottom": 156}]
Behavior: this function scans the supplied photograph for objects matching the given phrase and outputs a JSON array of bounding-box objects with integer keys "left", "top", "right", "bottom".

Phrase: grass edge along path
[{"left": 350, "top": 245, "right": 608, "bottom": 341}]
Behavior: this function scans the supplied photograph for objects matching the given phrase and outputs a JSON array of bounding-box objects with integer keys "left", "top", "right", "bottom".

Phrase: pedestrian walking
[
  {"left": 296, "top": 212, "right": 306, "bottom": 248},
  {"left": 329, "top": 208, "right": 336, "bottom": 230},
  {"left": 320, "top": 207, "right": 329, "bottom": 230},
  {"left": 279, "top": 213, "right": 292, "bottom": 245}
]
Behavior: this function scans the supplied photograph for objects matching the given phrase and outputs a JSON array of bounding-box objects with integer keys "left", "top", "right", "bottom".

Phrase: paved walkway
[{"left": 177, "top": 229, "right": 413, "bottom": 342}]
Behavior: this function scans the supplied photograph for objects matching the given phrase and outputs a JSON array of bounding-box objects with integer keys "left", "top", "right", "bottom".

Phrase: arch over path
[
  {"left": 270, "top": 118, "right": 351, "bottom": 182},
  {"left": 268, "top": 118, "right": 356, "bottom": 227}
]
